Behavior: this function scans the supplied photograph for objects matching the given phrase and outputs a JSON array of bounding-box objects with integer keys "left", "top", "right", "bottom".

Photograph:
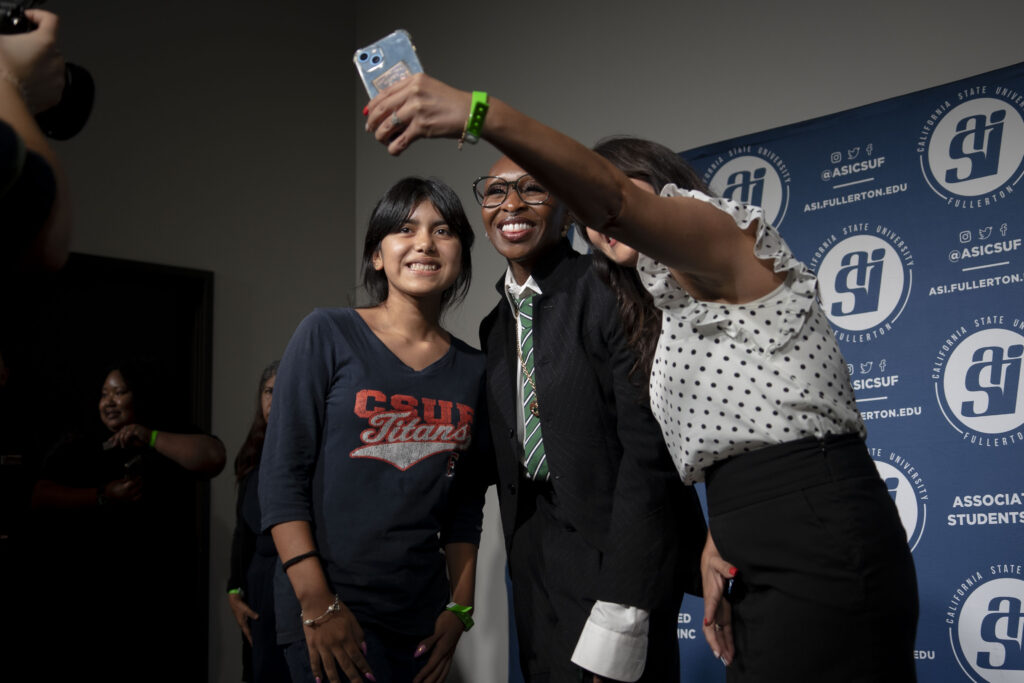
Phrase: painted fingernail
[
  {"left": 712, "top": 650, "right": 720, "bottom": 660},
  {"left": 414, "top": 644, "right": 427, "bottom": 658},
  {"left": 362, "top": 105, "right": 369, "bottom": 116},
  {"left": 729, "top": 567, "right": 737, "bottom": 576},
  {"left": 720, "top": 655, "right": 728, "bottom": 665},
  {"left": 315, "top": 678, "right": 321, "bottom": 683},
  {"left": 360, "top": 640, "right": 368, "bottom": 655},
  {"left": 703, "top": 617, "right": 710, "bottom": 626},
  {"left": 365, "top": 674, "right": 377, "bottom": 682}
]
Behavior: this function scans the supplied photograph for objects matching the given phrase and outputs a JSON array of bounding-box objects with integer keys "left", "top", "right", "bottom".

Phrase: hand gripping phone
[{"left": 353, "top": 29, "right": 423, "bottom": 99}]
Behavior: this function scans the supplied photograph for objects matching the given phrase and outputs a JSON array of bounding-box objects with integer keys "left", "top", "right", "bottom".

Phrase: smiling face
[
  {"left": 99, "top": 370, "right": 136, "bottom": 432},
  {"left": 372, "top": 199, "right": 463, "bottom": 304},
  {"left": 481, "top": 157, "right": 566, "bottom": 284}
]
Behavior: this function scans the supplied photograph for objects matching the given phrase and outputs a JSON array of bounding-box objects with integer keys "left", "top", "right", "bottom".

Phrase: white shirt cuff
[{"left": 570, "top": 601, "right": 650, "bottom": 682}]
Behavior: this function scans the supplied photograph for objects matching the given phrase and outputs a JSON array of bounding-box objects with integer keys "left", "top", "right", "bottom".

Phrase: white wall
[{"left": 53, "top": 0, "right": 1024, "bottom": 681}]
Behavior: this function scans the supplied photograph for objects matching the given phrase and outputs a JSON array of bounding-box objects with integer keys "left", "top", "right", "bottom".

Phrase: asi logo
[
  {"left": 947, "top": 566, "right": 1024, "bottom": 682},
  {"left": 870, "top": 450, "right": 928, "bottom": 552},
  {"left": 702, "top": 145, "right": 792, "bottom": 226},
  {"left": 810, "top": 224, "right": 914, "bottom": 343},
  {"left": 918, "top": 87, "right": 1024, "bottom": 209},
  {"left": 932, "top": 318, "right": 1024, "bottom": 448}
]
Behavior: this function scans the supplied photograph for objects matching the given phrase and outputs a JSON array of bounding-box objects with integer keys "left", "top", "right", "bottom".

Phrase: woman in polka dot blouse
[{"left": 366, "top": 74, "right": 919, "bottom": 682}]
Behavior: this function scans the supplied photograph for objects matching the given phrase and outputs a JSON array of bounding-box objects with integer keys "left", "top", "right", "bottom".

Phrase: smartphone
[{"left": 353, "top": 29, "right": 423, "bottom": 99}]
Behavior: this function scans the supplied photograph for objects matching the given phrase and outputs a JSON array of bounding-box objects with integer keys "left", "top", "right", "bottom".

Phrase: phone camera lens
[
  {"left": 371, "top": 55, "right": 381, "bottom": 64},
  {"left": 359, "top": 52, "right": 369, "bottom": 62}
]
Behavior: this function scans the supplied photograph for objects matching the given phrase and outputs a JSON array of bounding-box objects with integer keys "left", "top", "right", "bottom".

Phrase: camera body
[
  {"left": 0, "top": 1, "right": 34, "bottom": 33},
  {"left": 0, "top": 0, "right": 93, "bottom": 139}
]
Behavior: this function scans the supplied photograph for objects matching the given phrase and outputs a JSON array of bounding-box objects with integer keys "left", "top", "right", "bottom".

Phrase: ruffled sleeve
[{"left": 636, "top": 186, "right": 819, "bottom": 355}]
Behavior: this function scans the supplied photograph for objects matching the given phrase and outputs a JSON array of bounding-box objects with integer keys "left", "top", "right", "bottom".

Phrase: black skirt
[{"left": 705, "top": 433, "right": 919, "bottom": 682}]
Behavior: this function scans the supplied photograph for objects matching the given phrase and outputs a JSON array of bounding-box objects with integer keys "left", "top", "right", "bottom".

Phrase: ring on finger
[
  {"left": 713, "top": 623, "right": 725, "bottom": 632},
  {"left": 390, "top": 111, "right": 402, "bottom": 127}
]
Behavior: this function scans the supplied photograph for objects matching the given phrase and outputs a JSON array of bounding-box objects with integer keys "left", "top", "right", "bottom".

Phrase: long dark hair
[
  {"left": 361, "top": 177, "right": 475, "bottom": 312},
  {"left": 588, "top": 136, "right": 710, "bottom": 384},
  {"left": 234, "top": 361, "right": 278, "bottom": 481}
]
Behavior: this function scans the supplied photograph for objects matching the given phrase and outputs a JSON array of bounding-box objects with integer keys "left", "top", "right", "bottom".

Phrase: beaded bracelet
[{"left": 302, "top": 595, "right": 341, "bottom": 627}]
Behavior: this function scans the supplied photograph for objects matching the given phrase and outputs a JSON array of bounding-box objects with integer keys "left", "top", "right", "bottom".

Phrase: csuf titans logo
[
  {"left": 918, "top": 88, "right": 1024, "bottom": 209},
  {"left": 701, "top": 145, "right": 792, "bottom": 226},
  {"left": 948, "top": 568, "right": 1024, "bottom": 682},
  {"left": 932, "top": 319, "right": 1024, "bottom": 448},
  {"left": 810, "top": 225, "right": 914, "bottom": 344}
]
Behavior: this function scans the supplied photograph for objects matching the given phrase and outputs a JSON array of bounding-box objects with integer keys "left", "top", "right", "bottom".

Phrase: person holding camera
[{"left": 0, "top": 7, "right": 71, "bottom": 271}]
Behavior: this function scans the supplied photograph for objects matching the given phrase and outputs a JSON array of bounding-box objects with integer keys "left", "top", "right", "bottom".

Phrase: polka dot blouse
[{"left": 636, "top": 186, "right": 866, "bottom": 484}]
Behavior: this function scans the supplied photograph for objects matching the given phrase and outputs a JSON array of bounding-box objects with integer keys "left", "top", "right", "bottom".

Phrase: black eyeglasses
[{"left": 472, "top": 174, "right": 550, "bottom": 208}]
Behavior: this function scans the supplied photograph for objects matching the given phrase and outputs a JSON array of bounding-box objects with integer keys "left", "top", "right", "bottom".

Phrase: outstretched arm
[
  {"left": 365, "top": 75, "right": 775, "bottom": 301},
  {"left": 106, "top": 424, "right": 226, "bottom": 476}
]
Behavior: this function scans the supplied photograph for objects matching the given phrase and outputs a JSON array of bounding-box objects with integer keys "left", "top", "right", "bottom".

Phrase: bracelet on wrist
[
  {"left": 148, "top": 429, "right": 159, "bottom": 448},
  {"left": 281, "top": 549, "right": 320, "bottom": 571},
  {"left": 445, "top": 601, "right": 474, "bottom": 631},
  {"left": 227, "top": 587, "right": 243, "bottom": 596},
  {"left": 458, "top": 91, "right": 489, "bottom": 150},
  {"left": 301, "top": 594, "right": 341, "bottom": 627}
]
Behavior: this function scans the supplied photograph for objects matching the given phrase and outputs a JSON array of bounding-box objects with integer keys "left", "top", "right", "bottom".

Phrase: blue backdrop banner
[{"left": 675, "top": 61, "right": 1024, "bottom": 683}]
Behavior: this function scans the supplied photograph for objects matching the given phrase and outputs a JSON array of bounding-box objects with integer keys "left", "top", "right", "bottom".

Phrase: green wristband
[
  {"left": 227, "top": 588, "right": 243, "bottom": 596},
  {"left": 462, "top": 91, "right": 489, "bottom": 145},
  {"left": 445, "top": 601, "right": 474, "bottom": 631},
  {"left": 149, "top": 429, "right": 159, "bottom": 448}
]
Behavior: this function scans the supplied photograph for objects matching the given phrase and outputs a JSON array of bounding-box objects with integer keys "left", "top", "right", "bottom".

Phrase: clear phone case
[{"left": 353, "top": 29, "right": 423, "bottom": 99}]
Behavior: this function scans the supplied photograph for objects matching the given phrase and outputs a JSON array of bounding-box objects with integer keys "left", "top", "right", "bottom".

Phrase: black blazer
[{"left": 480, "top": 241, "right": 705, "bottom": 610}]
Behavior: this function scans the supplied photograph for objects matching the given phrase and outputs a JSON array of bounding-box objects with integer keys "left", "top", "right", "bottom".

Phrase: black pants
[
  {"left": 507, "top": 476, "right": 680, "bottom": 683},
  {"left": 706, "top": 434, "right": 919, "bottom": 683}
]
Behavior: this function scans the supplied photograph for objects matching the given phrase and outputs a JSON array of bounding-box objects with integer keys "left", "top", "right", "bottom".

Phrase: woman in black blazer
[{"left": 472, "top": 155, "right": 705, "bottom": 682}]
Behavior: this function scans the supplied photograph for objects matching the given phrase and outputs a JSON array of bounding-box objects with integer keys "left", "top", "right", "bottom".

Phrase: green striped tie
[{"left": 518, "top": 296, "right": 548, "bottom": 480}]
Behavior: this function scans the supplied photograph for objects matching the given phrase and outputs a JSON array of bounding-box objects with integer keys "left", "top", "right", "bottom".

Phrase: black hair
[
  {"left": 592, "top": 136, "right": 710, "bottom": 197},
  {"left": 234, "top": 360, "right": 279, "bottom": 481},
  {"left": 582, "top": 137, "right": 709, "bottom": 385},
  {"left": 361, "top": 177, "right": 474, "bottom": 311}
]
